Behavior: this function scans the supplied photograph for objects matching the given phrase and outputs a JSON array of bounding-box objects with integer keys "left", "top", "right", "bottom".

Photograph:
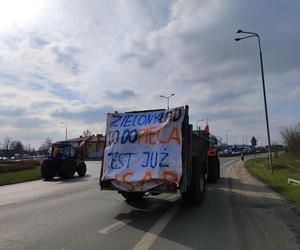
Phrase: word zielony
[
  {"left": 110, "top": 108, "right": 182, "bottom": 128},
  {"left": 107, "top": 126, "right": 181, "bottom": 146}
]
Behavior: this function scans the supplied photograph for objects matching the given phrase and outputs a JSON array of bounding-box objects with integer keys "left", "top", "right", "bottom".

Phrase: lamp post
[
  {"left": 160, "top": 94, "right": 175, "bottom": 110},
  {"left": 235, "top": 29, "right": 273, "bottom": 173},
  {"left": 60, "top": 121, "right": 68, "bottom": 141}
]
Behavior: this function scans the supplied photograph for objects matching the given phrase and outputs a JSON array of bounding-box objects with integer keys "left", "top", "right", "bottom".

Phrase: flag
[
  {"left": 79, "top": 140, "right": 85, "bottom": 148},
  {"left": 204, "top": 124, "right": 210, "bottom": 134}
]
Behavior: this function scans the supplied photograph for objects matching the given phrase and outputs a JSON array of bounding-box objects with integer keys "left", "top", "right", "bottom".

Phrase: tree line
[{"left": 0, "top": 137, "right": 53, "bottom": 157}]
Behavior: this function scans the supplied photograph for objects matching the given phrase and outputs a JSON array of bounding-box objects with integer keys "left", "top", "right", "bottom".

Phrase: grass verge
[
  {"left": 0, "top": 166, "right": 41, "bottom": 186},
  {"left": 245, "top": 153, "right": 300, "bottom": 213},
  {"left": 0, "top": 160, "right": 41, "bottom": 173}
]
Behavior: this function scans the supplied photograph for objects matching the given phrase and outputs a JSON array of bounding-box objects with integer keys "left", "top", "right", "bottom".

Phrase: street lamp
[
  {"left": 60, "top": 121, "right": 68, "bottom": 141},
  {"left": 235, "top": 28, "right": 273, "bottom": 173},
  {"left": 160, "top": 94, "right": 175, "bottom": 110}
]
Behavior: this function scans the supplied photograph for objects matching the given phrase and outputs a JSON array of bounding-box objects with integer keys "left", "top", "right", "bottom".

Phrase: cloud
[
  {"left": 0, "top": 105, "right": 25, "bottom": 117},
  {"left": 105, "top": 88, "right": 137, "bottom": 100},
  {"left": 0, "top": 0, "right": 299, "bottom": 147},
  {"left": 49, "top": 82, "right": 80, "bottom": 101},
  {"left": 51, "top": 45, "right": 81, "bottom": 75},
  {"left": 13, "top": 117, "right": 48, "bottom": 128},
  {"left": 52, "top": 104, "right": 113, "bottom": 123},
  {"left": 30, "top": 36, "right": 49, "bottom": 49}
]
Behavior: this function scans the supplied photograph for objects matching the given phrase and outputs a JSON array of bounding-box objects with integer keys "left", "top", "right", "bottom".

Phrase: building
[{"left": 59, "top": 134, "right": 106, "bottom": 160}]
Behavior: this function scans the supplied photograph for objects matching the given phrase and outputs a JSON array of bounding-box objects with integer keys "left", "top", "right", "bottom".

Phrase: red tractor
[{"left": 207, "top": 135, "right": 220, "bottom": 182}]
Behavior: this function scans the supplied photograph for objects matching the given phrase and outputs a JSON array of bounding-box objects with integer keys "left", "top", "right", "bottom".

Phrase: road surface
[{"left": 1, "top": 157, "right": 300, "bottom": 250}]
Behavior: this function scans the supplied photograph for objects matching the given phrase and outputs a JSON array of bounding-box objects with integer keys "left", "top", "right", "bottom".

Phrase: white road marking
[
  {"left": 221, "top": 160, "right": 236, "bottom": 169},
  {"left": 98, "top": 220, "right": 131, "bottom": 234},
  {"left": 133, "top": 204, "right": 180, "bottom": 250}
]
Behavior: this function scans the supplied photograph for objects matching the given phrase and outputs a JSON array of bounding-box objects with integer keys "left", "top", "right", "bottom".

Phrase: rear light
[{"left": 208, "top": 148, "right": 217, "bottom": 156}]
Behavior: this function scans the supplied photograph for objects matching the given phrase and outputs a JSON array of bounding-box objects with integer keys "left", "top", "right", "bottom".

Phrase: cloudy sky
[{"left": 0, "top": 0, "right": 299, "bottom": 149}]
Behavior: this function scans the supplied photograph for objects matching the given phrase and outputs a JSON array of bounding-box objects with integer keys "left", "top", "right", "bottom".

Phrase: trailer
[{"left": 100, "top": 105, "right": 219, "bottom": 205}]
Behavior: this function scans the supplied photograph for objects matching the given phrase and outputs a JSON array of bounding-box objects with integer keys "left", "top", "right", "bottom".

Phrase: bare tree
[
  {"left": 3, "top": 137, "right": 12, "bottom": 150},
  {"left": 39, "top": 138, "right": 52, "bottom": 153},
  {"left": 83, "top": 129, "right": 92, "bottom": 137},
  {"left": 281, "top": 123, "right": 300, "bottom": 158},
  {"left": 10, "top": 140, "right": 24, "bottom": 154}
]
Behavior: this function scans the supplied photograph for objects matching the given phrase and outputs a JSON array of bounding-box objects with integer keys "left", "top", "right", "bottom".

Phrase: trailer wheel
[
  {"left": 41, "top": 160, "right": 56, "bottom": 180},
  {"left": 59, "top": 159, "right": 75, "bottom": 179},
  {"left": 77, "top": 162, "right": 87, "bottom": 177},
  {"left": 120, "top": 192, "right": 145, "bottom": 201},
  {"left": 181, "top": 157, "right": 205, "bottom": 205},
  {"left": 207, "top": 157, "right": 218, "bottom": 183}
]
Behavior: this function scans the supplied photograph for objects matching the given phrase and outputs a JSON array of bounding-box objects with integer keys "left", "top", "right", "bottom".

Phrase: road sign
[{"left": 251, "top": 136, "right": 257, "bottom": 147}]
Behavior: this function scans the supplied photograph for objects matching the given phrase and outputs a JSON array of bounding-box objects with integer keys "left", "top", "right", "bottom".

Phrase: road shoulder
[{"left": 224, "top": 161, "right": 300, "bottom": 249}]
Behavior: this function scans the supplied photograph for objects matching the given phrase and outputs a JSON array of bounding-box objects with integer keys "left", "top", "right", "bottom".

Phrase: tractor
[{"left": 41, "top": 142, "right": 86, "bottom": 180}]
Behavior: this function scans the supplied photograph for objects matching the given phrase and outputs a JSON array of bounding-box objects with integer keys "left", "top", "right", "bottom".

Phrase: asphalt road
[{"left": 1, "top": 157, "right": 300, "bottom": 250}]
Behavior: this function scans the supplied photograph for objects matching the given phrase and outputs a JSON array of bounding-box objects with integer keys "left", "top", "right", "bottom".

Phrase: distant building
[
  {"left": 86, "top": 134, "right": 105, "bottom": 159},
  {"left": 58, "top": 134, "right": 105, "bottom": 160}
]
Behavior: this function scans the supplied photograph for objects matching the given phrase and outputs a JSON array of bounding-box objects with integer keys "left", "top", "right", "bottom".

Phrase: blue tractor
[{"left": 41, "top": 142, "right": 86, "bottom": 180}]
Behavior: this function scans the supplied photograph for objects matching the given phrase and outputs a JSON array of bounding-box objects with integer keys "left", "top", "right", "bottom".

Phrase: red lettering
[
  {"left": 157, "top": 125, "right": 167, "bottom": 143},
  {"left": 163, "top": 171, "right": 178, "bottom": 183},
  {"left": 138, "top": 128, "right": 148, "bottom": 144},
  {"left": 148, "top": 127, "right": 157, "bottom": 145},
  {"left": 140, "top": 171, "right": 152, "bottom": 191},
  {"left": 167, "top": 127, "right": 181, "bottom": 145},
  {"left": 122, "top": 171, "right": 135, "bottom": 192}
]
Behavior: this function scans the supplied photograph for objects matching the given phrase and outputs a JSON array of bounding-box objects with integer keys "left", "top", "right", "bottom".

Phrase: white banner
[{"left": 102, "top": 106, "right": 185, "bottom": 192}]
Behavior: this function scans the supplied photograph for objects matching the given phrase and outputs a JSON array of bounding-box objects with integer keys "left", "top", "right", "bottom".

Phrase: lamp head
[
  {"left": 234, "top": 38, "right": 240, "bottom": 41},
  {"left": 236, "top": 29, "right": 243, "bottom": 34}
]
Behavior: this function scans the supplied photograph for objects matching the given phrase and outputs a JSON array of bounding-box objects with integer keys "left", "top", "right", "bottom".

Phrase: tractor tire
[
  {"left": 59, "top": 159, "right": 75, "bottom": 179},
  {"left": 120, "top": 192, "right": 145, "bottom": 201},
  {"left": 41, "top": 160, "right": 56, "bottom": 180},
  {"left": 207, "top": 157, "right": 218, "bottom": 183},
  {"left": 181, "top": 156, "right": 205, "bottom": 205},
  {"left": 77, "top": 162, "right": 87, "bottom": 177}
]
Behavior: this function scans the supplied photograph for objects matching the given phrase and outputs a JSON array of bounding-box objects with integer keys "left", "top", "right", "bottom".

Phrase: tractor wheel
[
  {"left": 59, "top": 159, "right": 75, "bottom": 179},
  {"left": 181, "top": 156, "right": 205, "bottom": 205},
  {"left": 207, "top": 157, "right": 218, "bottom": 183},
  {"left": 41, "top": 160, "right": 56, "bottom": 180},
  {"left": 77, "top": 162, "right": 87, "bottom": 177},
  {"left": 120, "top": 192, "right": 145, "bottom": 201}
]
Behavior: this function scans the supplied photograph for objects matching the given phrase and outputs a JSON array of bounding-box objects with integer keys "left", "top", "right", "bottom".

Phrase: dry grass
[
  {"left": 281, "top": 123, "right": 300, "bottom": 159},
  {"left": 0, "top": 160, "right": 41, "bottom": 173},
  {"left": 246, "top": 153, "right": 300, "bottom": 213}
]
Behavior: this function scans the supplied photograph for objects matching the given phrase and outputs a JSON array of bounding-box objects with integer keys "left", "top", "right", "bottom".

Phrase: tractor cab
[{"left": 47, "top": 143, "right": 75, "bottom": 160}]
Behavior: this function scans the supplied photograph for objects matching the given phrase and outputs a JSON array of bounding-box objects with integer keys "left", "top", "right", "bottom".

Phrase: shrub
[{"left": 281, "top": 123, "right": 300, "bottom": 159}]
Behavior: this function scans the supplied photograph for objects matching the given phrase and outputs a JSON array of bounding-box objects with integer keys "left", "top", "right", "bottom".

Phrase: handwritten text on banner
[{"left": 102, "top": 106, "right": 185, "bottom": 192}]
